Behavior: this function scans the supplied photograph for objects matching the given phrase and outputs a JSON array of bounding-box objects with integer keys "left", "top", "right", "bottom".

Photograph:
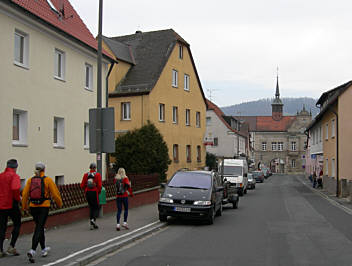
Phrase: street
[{"left": 91, "top": 174, "right": 352, "bottom": 266}]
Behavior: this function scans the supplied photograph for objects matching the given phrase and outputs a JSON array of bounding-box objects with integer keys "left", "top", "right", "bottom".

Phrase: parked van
[{"left": 219, "top": 159, "right": 248, "bottom": 196}]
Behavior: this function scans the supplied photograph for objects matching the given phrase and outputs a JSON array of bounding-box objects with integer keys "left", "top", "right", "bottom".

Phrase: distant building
[{"left": 241, "top": 76, "right": 312, "bottom": 174}]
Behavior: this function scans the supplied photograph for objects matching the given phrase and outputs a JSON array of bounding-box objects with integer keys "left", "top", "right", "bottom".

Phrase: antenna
[{"left": 207, "top": 88, "right": 219, "bottom": 101}]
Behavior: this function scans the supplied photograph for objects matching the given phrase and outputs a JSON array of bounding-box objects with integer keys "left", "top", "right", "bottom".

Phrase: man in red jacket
[
  {"left": 80, "top": 163, "right": 102, "bottom": 230},
  {"left": 0, "top": 159, "right": 21, "bottom": 257}
]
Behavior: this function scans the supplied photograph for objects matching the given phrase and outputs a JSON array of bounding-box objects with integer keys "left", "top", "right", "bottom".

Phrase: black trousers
[
  {"left": 86, "top": 191, "right": 99, "bottom": 220},
  {"left": 0, "top": 202, "right": 21, "bottom": 252},
  {"left": 30, "top": 207, "right": 49, "bottom": 250}
]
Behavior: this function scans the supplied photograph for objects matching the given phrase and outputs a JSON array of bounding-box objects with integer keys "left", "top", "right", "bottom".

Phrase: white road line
[{"left": 42, "top": 221, "right": 160, "bottom": 266}]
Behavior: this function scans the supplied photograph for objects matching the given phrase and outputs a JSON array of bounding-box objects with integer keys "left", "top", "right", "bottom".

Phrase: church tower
[{"left": 271, "top": 74, "right": 283, "bottom": 121}]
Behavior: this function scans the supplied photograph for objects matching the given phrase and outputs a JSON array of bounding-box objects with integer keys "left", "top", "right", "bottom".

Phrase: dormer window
[{"left": 179, "top": 44, "right": 183, "bottom": 59}]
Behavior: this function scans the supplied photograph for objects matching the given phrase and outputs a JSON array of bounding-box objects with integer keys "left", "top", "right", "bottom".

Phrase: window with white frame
[
  {"left": 185, "top": 109, "right": 190, "bottom": 126},
  {"left": 325, "top": 123, "right": 329, "bottom": 140},
  {"left": 291, "top": 141, "right": 297, "bottom": 151},
  {"left": 213, "top": 137, "right": 218, "bottom": 146},
  {"left": 121, "top": 102, "right": 131, "bottom": 120},
  {"left": 186, "top": 145, "right": 191, "bottom": 162},
  {"left": 197, "top": 145, "right": 201, "bottom": 162},
  {"left": 262, "top": 142, "right": 267, "bottom": 151},
  {"left": 172, "top": 69, "right": 178, "bottom": 87},
  {"left": 196, "top": 112, "right": 201, "bottom": 128},
  {"left": 291, "top": 159, "right": 296, "bottom": 168},
  {"left": 278, "top": 142, "right": 283, "bottom": 151},
  {"left": 331, "top": 119, "right": 335, "bottom": 138},
  {"left": 206, "top": 117, "right": 211, "bottom": 126},
  {"left": 173, "top": 144, "right": 179, "bottom": 162},
  {"left": 271, "top": 142, "right": 277, "bottom": 151},
  {"left": 12, "top": 109, "right": 28, "bottom": 146},
  {"left": 85, "top": 63, "right": 93, "bottom": 90},
  {"left": 159, "top": 103, "right": 165, "bottom": 122},
  {"left": 179, "top": 44, "right": 183, "bottom": 59},
  {"left": 326, "top": 159, "right": 329, "bottom": 176},
  {"left": 172, "top": 106, "right": 178, "bottom": 124},
  {"left": 54, "top": 48, "right": 65, "bottom": 80},
  {"left": 14, "top": 29, "right": 29, "bottom": 67},
  {"left": 84, "top": 122, "right": 89, "bottom": 149},
  {"left": 184, "top": 74, "right": 190, "bottom": 91},
  {"left": 53, "top": 117, "right": 65, "bottom": 147},
  {"left": 331, "top": 158, "right": 335, "bottom": 177}
]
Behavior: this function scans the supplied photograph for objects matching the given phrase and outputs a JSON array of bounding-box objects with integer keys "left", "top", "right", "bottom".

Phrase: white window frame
[
  {"left": 271, "top": 142, "right": 277, "bottom": 151},
  {"left": 278, "top": 142, "right": 283, "bottom": 151},
  {"left": 185, "top": 109, "right": 190, "bottom": 126},
  {"left": 14, "top": 29, "right": 29, "bottom": 68},
  {"left": 206, "top": 117, "right": 211, "bottom": 126},
  {"left": 84, "top": 122, "right": 89, "bottom": 149},
  {"left": 214, "top": 137, "right": 218, "bottom": 147},
  {"left": 54, "top": 48, "right": 65, "bottom": 80},
  {"left": 53, "top": 117, "right": 65, "bottom": 148},
  {"left": 172, "top": 106, "right": 178, "bottom": 124},
  {"left": 184, "top": 74, "right": 190, "bottom": 91},
  {"left": 262, "top": 142, "right": 267, "bottom": 151},
  {"left": 172, "top": 69, "right": 178, "bottom": 87},
  {"left": 12, "top": 109, "right": 28, "bottom": 146},
  {"left": 325, "top": 123, "right": 329, "bottom": 140},
  {"left": 173, "top": 144, "right": 179, "bottom": 162},
  {"left": 331, "top": 158, "right": 335, "bottom": 177},
  {"left": 291, "top": 159, "right": 296, "bottom": 168},
  {"left": 331, "top": 119, "right": 335, "bottom": 138},
  {"left": 196, "top": 112, "right": 201, "bottom": 128},
  {"left": 122, "top": 102, "right": 131, "bottom": 120},
  {"left": 291, "top": 141, "right": 297, "bottom": 151},
  {"left": 55, "top": 175, "right": 65, "bottom": 185},
  {"left": 159, "top": 103, "right": 165, "bottom": 122},
  {"left": 85, "top": 63, "right": 93, "bottom": 90},
  {"left": 179, "top": 44, "right": 183, "bottom": 59}
]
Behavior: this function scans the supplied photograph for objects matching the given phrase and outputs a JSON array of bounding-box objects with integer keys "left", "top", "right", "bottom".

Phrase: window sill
[
  {"left": 54, "top": 76, "right": 66, "bottom": 82},
  {"left": 186, "top": 124, "right": 190, "bottom": 127},
  {"left": 173, "top": 160, "right": 179, "bottom": 163},
  {"left": 172, "top": 85, "right": 178, "bottom": 88},
  {"left": 184, "top": 89, "right": 190, "bottom": 92},
  {"left": 12, "top": 143, "right": 28, "bottom": 147},
  {"left": 13, "top": 62, "right": 29, "bottom": 70},
  {"left": 53, "top": 145, "right": 65, "bottom": 149},
  {"left": 159, "top": 120, "right": 165, "bottom": 123},
  {"left": 187, "top": 160, "right": 192, "bottom": 163},
  {"left": 84, "top": 87, "right": 93, "bottom": 92},
  {"left": 84, "top": 146, "right": 89, "bottom": 150}
]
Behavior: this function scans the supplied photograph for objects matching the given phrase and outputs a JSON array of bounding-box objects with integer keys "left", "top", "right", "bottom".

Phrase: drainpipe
[{"left": 105, "top": 62, "right": 115, "bottom": 175}]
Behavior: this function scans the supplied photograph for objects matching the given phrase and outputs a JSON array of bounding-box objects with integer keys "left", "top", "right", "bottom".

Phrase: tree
[
  {"left": 206, "top": 152, "right": 217, "bottom": 171},
  {"left": 112, "top": 122, "right": 171, "bottom": 182}
]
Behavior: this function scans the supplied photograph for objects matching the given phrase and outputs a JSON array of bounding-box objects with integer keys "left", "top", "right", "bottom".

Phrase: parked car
[
  {"left": 221, "top": 177, "right": 239, "bottom": 209},
  {"left": 158, "top": 170, "right": 223, "bottom": 224},
  {"left": 247, "top": 173, "right": 256, "bottom": 189},
  {"left": 252, "top": 170, "right": 265, "bottom": 183}
]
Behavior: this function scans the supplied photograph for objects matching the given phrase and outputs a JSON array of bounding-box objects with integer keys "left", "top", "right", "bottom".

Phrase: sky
[{"left": 70, "top": 0, "right": 352, "bottom": 107}]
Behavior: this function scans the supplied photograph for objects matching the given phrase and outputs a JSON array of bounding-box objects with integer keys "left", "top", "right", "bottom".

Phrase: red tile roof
[
  {"left": 255, "top": 116, "right": 296, "bottom": 132},
  {"left": 11, "top": 0, "right": 113, "bottom": 59}
]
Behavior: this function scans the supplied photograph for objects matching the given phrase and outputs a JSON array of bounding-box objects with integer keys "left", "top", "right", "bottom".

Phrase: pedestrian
[
  {"left": 0, "top": 159, "right": 21, "bottom": 257},
  {"left": 317, "top": 169, "right": 323, "bottom": 189},
  {"left": 312, "top": 172, "right": 317, "bottom": 188},
  {"left": 114, "top": 168, "right": 133, "bottom": 231},
  {"left": 80, "top": 163, "right": 102, "bottom": 230},
  {"left": 22, "top": 162, "right": 62, "bottom": 263}
]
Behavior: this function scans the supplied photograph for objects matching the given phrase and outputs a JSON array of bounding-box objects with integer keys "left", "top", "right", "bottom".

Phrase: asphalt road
[{"left": 90, "top": 174, "right": 352, "bottom": 266}]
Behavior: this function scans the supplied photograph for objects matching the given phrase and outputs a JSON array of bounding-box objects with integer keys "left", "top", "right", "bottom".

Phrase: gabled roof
[
  {"left": 240, "top": 116, "right": 296, "bottom": 132},
  {"left": 102, "top": 36, "right": 135, "bottom": 64},
  {"left": 9, "top": 0, "right": 113, "bottom": 60}
]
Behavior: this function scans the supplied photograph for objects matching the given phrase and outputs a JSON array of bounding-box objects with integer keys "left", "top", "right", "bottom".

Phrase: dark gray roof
[
  {"left": 106, "top": 29, "right": 191, "bottom": 96},
  {"left": 102, "top": 36, "right": 135, "bottom": 64}
]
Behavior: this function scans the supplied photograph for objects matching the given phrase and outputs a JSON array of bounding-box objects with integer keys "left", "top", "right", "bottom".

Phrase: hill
[{"left": 221, "top": 97, "right": 319, "bottom": 117}]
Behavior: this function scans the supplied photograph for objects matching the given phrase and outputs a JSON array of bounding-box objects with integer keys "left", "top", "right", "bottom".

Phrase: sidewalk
[
  {"left": 0, "top": 203, "right": 163, "bottom": 265},
  {"left": 296, "top": 175, "right": 352, "bottom": 215}
]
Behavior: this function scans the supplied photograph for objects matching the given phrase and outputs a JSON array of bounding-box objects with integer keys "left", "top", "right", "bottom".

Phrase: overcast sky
[{"left": 70, "top": 0, "right": 352, "bottom": 107}]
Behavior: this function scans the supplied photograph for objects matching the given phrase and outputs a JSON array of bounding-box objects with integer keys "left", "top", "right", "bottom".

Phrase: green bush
[
  {"left": 112, "top": 122, "right": 171, "bottom": 182},
  {"left": 206, "top": 152, "right": 217, "bottom": 171}
]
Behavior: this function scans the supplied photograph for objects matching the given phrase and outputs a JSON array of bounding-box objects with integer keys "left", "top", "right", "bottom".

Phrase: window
[
  {"left": 184, "top": 74, "right": 190, "bottom": 91},
  {"left": 326, "top": 159, "right": 329, "bottom": 176},
  {"left": 159, "top": 104, "right": 165, "bottom": 122},
  {"left": 172, "top": 69, "right": 178, "bottom": 87},
  {"left": 213, "top": 137, "right": 218, "bottom": 146},
  {"left": 12, "top": 109, "right": 28, "bottom": 146},
  {"left": 172, "top": 106, "right": 178, "bottom": 124},
  {"left": 84, "top": 123, "right": 89, "bottom": 149},
  {"left": 331, "top": 159, "right": 335, "bottom": 177},
  {"left": 55, "top": 176, "right": 64, "bottom": 186},
  {"left": 197, "top": 145, "right": 201, "bottom": 162},
  {"left": 291, "top": 159, "right": 296, "bottom": 168},
  {"left": 262, "top": 142, "right": 267, "bottom": 151},
  {"left": 85, "top": 63, "right": 93, "bottom": 90},
  {"left": 331, "top": 119, "right": 335, "bottom": 138},
  {"left": 325, "top": 123, "right": 329, "bottom": 140},
  {"left": 185, "top": 109, "right": 190, "bottom": 126},
  {"left": 206, "top": 117, "right": 211, "bottom": 126},
  {"left": 319, "top": 126, "right": 322, "bottom": 142},
  {"left": 121, "top": 102, "right": 131, "bottom": 120},
  {"left": 278, "top": 142, "right": 283, "bottom": 151},
  {"left": 179, "top": 44, "right": 183, "bottom": 59},
  {"left": 186, "top": 145, "right": 191, "bottom": 162},
  {"left": 54, "top": 49, "right": 65, "bottom": 80},
  {"left": 291, "top": 141, "right": 297, "bottom": 151},
  {"left": 14, "top": 30, "right": 29, "bottom": 67},
  {"left": 196, "top": 112, "right": 201, "bottom": 128},
  {"left": 271, "top": 142, "right": 277, "bottom": 151},
  {"left": 173, "top": 144, "right": 179, "bottom": 162},
  {"left": 54, "top": 117, "right": 65, "bottom": 148}
]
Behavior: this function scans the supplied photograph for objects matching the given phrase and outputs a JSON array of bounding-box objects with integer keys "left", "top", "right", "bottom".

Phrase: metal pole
[{"left": 96, "top": 0, "right": 103, "bottom": 175}]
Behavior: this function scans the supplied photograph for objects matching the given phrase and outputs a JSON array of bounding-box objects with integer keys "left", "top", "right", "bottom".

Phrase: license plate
[{"left": 174, "top": 207, "right": 191, "bottom": 212}]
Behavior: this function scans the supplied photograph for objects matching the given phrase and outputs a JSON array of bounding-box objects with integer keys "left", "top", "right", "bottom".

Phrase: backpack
[
  {"left": 116, "top": 179, "right": 127, "bottom": 195},
  {"left": 87, "top": 172, "right": 96, "bottom": 189},
  {"left": 29, "top": 176, "right": 47, "bottom": 204}
]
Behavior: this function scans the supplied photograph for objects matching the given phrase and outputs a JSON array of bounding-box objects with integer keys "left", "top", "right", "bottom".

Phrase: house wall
[{"left": 0, "top": 6, "right": 108, "bottom": 184}]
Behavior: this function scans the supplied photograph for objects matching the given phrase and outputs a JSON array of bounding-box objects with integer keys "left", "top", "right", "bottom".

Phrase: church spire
[
  {"left": 271, "top": 67, "right": 283, "bottom": 121},
  {"left": 275, "top": 67, "right": 280, "bottom": 98}
]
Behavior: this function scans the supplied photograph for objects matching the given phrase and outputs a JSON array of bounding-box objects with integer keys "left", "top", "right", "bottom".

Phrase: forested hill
[{"left": 221, "top": 97, "right": 319, "bottom": 117}]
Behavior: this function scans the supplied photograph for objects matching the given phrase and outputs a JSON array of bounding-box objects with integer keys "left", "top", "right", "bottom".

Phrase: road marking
[{"left": 42, "top": 221, "right": 161, "bottom": 266}]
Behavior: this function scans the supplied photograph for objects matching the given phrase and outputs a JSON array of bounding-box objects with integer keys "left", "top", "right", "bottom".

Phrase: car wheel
[
  {"left": 233, "top": 200, "right": 238, "bottom": 209},
  {"left": 159, "top": 214, "right": 167, "bottom": 222},
  {"left": 216, "top": 203, "right": 223, "bottom": 216},
  {"left": 244, "top": 188, "right": 247, "bottom": 194},
  {"left": 207, "top": 206, "right": 215, "bottom": 225},
  {"left": 253, "top": 185, "right": 256, "bottom": 189}
]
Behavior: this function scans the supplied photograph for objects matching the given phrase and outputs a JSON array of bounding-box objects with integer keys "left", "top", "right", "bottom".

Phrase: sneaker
[
  {"left": 92, "top": 219, "right": 99, "bottom": 229},
  {"left": 122, "top": 222, "right": 129, "bottom": 229},
  {"left": 6, "top": 246, "right": 19, "bottom": 256},
  {"left": 41, "top": 247, "right": 51, "bottom": 257},
  {"left": 116, "top": 224, "right": 120, "bottom": 231},
  {"left": 27, "top": 249, "right": 35, "bottom": 263}
]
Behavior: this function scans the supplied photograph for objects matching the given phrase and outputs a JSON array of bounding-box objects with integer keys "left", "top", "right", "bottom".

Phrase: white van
[{"left": 220, "top": 159, "right": 248, "bottom": 196}]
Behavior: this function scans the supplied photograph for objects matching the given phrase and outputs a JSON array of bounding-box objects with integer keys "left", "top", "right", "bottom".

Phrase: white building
[{"left": 0, "top": 0, "right": 113, "bottom": 184}]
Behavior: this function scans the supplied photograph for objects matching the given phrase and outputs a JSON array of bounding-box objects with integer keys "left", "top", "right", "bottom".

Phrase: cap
[
  {"left": 89, "top": 162, "right": 97, "bottom": 169},
  {"left": 6, "top": 159, "right": 18, "bottom": 169},
  {"left": 35, "top": 162, "right": 45, "bottom": 171}
]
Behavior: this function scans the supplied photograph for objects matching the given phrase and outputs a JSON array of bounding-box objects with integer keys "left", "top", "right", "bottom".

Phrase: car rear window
[{"left": 168, "top": 172, "right": 211, "bottom": 189}]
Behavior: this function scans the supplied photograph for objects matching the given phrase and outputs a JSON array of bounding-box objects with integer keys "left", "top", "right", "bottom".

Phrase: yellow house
[
  {"left": 314, "top": 81, "right": 352, "bottom": 196},
  {"left": 103, "top": 29, "right": 207, "bottom": 179}
]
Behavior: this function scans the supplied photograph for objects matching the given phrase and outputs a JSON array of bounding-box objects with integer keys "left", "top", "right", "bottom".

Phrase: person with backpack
[
  {"left": 80, "top": 163, "right": 102, "bottom": 230},
  {"left": 0, "top": 159, "right": 21, "bottom": 257},
  {"left": 22, "top": 162, "right": 62, "bottom": 263},
  {"left": 114, "top": 168, "right": 133, "bottom": 231}
]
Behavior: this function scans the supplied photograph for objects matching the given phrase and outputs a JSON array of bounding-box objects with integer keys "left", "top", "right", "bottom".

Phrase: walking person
[
  {"left": 317, "top": 169, "right": 323, "bottom": 189},
  {"left": 81, "top": 163, "right": 102, "bottom": 230},
  {"left": 0, "top": 159, "right": 21, "bottom": 257},
  {"left": 115, "top": 168, "right": 133, "bottom": 231},
  {"left": 22, "top": 162, "right": 62, "bottom": 263}
]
